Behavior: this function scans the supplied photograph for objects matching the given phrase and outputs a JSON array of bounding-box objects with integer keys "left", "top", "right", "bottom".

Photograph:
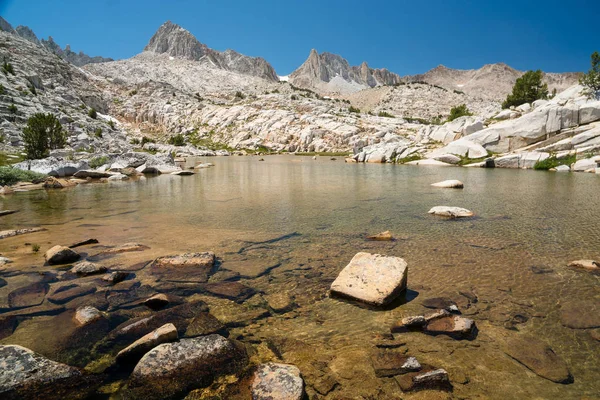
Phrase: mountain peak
[{"left": 144, "top": 21, "right": 208, "bottom": 60}]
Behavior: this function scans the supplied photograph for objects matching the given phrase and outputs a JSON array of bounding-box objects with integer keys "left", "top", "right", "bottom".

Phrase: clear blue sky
[{"left": 1, "top": 0, "right": 598, "bottom": 75}]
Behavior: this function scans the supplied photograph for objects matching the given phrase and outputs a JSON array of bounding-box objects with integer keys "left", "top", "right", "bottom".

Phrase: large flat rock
[
  {"left": 127, "top": 335, "right": 247, "bottom": 400},
  {"left": 503, "top": 336, "right": 573, "bottom": 383},
  {"left": 330, "top": 252, "right": 408, "bottom": 306},
  {"left": 252, "top": 363, "right": 304, "bottom": 400}
]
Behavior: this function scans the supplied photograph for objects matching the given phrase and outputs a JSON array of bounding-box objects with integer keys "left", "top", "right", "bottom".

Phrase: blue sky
[{"left": 1, "top": 0, "right": 598, "bottom": 75}]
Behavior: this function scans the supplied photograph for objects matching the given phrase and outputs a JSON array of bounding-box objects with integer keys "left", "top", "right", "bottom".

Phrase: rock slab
[
  {"left": 251, "top": 363, "right": 304, "bottom": 400},
  {"left": 428, "top": 206, "right": 474, "bottom": 218},
  {"left": 330, "top": 252, "right": 408, "bottom": 306}
]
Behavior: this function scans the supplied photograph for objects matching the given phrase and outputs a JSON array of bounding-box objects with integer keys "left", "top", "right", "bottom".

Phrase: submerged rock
[
  {"left": 101, "top": 271, "right": 129, "bottom": 284},
  {"left": 366, "top": 230, "right": 394, "bottom": 241},
  {"left": 0, "top": 345, "right": 93, "bottom": 399},
  {"left": 74, "top": 306, "right": 104, "bottom": 326},
  {"left": 127, "top": 335, "right": 247, "bottom": 400},
  {"left": 116, "top": 323, "right": 178, "bottom": 364},
  {"left": 202, "top": 281, "right": 256, "bottom": 302},
  {"left": 370, "top": 350, "right": 421, "bottom": 377},
  {"left": 424, "top": 314, "right": 475, "bottom": 339},
  {"left": 45, "top": 246, "right": 80, "bottom": 265},
  {"left": 151, "top": 252, "right": 216, "bottom": 283},
  {"left": 560, "top": 300, "right": 600, "bottom": 329},
  {"left": 431, "top": 179, "right": 464, "bottom": 189},
  {"left": 428, "top": 206, "right": 474, "bottom": 218},
  {"left": 330, "top": 252, "right": 408, "bottom": 306},
  {"left": 8, "top": 282, "right": 49, "bottom": 308},
  {"left": 395, "top": 367, "right": 452, "bottom": 392},
  {"left": 251, "top": 363, "right": 304, "bottom": 400},
  {"left": 421, "top": 297, "right": 459, "bottom": 312},
  {"left": 503, "top": 336, "right": 573, "bottom": 383},
  {"left": 265, "top": 292, "right": 296, "bottom": 313},
  {"left": 48, "top": 285, "right": 96, "bottom": 304}
]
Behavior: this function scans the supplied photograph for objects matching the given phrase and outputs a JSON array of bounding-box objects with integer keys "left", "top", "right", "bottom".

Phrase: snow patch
[{"left": 278, "top": 75, "right": 289, "bottom": 82}]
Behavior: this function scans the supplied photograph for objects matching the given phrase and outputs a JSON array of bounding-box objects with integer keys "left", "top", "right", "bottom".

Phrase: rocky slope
[
  {"left": 0, "top": 17, "right": 113, "bottom": 67},
  {"left": 145, "top": 21, "right": 278, "bottom": 82},
  {"left": 289, "top": 49, "right": 402, "bottom": 93},
  {"left": 409, "top": 63, "right": 580, "bottom": 101}
]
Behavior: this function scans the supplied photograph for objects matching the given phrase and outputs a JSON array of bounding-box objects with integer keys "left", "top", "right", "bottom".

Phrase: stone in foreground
[
  {"left": 395, "top": 367, "right": 452, "bottom": 392},
  {"left": 428, "top": 206, "right": 474, "bottom": 218},
  {"left": 70, "top": 261, "right": 107, "bottom": 276},
  {"left": 251, "top": 363, "right": 304, "bottom": 400},
  {"left": 424, "top": 315, "right": 475, "bottom": 339},
  {"left": 117, "top": 323, "right": 178, "bottom": 364},
  {"left": 151, "top": 252, "right": 216, "bottom": 283},
  {"left": 330, "top": 252, "right": 408, "bottom": 306},
  {"left": 127, "top": 334, "right": 246, "bottom": 400},
  {"left": 370, "top": 350, "right": 422, "bottom": 377},
  {"left": 44, "top": 245, "right": 80, "bottom": 265},
  {"left": 0, "top": 345, "right": 92, "bottom": 399},
  {"left": 74, "top": 306, "right": 104, "bottom": 326},
  {"left": 431, "top": 180, "right": 464, "bottom": 189}
]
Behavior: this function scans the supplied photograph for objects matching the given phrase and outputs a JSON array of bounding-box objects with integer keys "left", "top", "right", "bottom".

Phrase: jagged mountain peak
[
  {"left": 143, "top": 21, "right": 278, "bottom": 82},
  {"left": 289, "top": 49, "right": 401, "bottom": 93},
  {"left": 15, "top": 25, "right": 40, "bottom": 44}
]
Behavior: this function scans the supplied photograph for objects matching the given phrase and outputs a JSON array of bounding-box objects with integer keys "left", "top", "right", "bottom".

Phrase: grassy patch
[
  {"left": 533, "top": 154, "right": 577, "bottom": 170},
  {"left": 377, "top": 111, "right": 395, "bottom": 118},
  {"left": 397, "top": 154, "right": 423, "bottom": 164},
  {"left": 295, "top": 151, "right": 350, "bottom": 157},
  {"left": 0, "top": 152, "right": 26, "bottom": 166},
  {"left": 89, "top": 156, "right": 110, "bottom": 169},
  {"left": 0, "top": 166, "right": 46, "bottom": 186}
]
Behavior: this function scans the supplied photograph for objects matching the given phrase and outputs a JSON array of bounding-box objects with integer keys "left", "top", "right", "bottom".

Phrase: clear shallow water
[{"left": 1, "top": 155, "right": 599, "bottom": 399}]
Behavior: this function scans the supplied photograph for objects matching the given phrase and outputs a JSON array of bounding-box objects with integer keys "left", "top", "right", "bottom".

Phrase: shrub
[
  {"left": 377, "top": 111, "right": 395, "bottom": 118},
  {"left": 447, "top": 104, "right": 473, "bottom": 122},
  {"left": 89, "top": 156, "right": 110, "bottom": 169},
  {"left": 235, "top": 91, "right": 245, "bottom": 99},
  {"left": 0, "top": 166, "right": 46, "bottom": 185},
  {"left": 349, "top": 106, "right": 361, "bottom": 113},
  {"left": 8, "top": 103, "right": 17, "bottom": 114},
  {"left": 130, "top": 138, "right": 140, "bottom": 145},
  {"left": 168, "top": 134, "right": 185, "bottom": 146},
  {"left": 31, "top": 244, "right": 40, "bottom": 253},
  {"left": 94, "top": 128, "right": 102, "bottom": 138},
  {"left": 27, "top": 83, "right": 36, "bottom": 96},
  {"left": 453, "top": 89, "right": 465, "bottom": 95},
  {"left": 129, "top": 90, "right": 137, "bottom": 96},
  {"left": 0, "top": 84, "right": 5, "bottom": 95},
  {"left": 502, "top": 70, "right": 548, "bottom": 109},
  {"left": 291, "top": 94, "right": 298, "bottom": 100},
  {"left": 107, "top": 120, "right": 115, "bottom": 130},
  {"left": 140, "top": 136, "right": 155, "bottom": 146},
  {"left": 2, "top": 59, "right": 14, "bottom": 75},
  {"left": 397, "top": 154, "right": 423, "bottom": 164},
  {"left": 580, "top": 51, "right": 600, "bottom": 98},
  {"left": 88, "top": 108, "right": 97, "bottom": 119},
  {"left": 22, "top": 113, "right": 66, "bottom": 159},
  {"left": 533, "top": 154, "right": 577, "bottom": 170}
]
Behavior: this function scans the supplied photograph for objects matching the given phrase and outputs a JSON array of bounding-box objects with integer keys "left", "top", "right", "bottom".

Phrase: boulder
[
  {"left": 503, "top": 336, "right": 573, "bottom": 383},
  {"left": 395, "top": 367, "right": 452, "bottom": 392},
  {"left": 151, "top": 252, "right": 216, "bottom": 283},
  {"left": 116, "top": 323, "right": 178, "bottom": 364},
  {"left": 424, "top": 315, "right": 475, "bottom": 339},
  {"left": 70, "top": 261, "right": 107, "bottom": 276},
  {"left": 42, "top": 177, "right": 77, "bottom": 189},
  {"left": 516, "top": 103, "right": 531, "bottom": 113},
  {"left": 170, "top": 170, "right": 194, "bottom": 176},
  {"left": 45, "top": 246, "right": 80, "bottom": 265},
  {"left": 251, "top": 363, "right": 304, "bottom": 400},
  {"left": 433, "top": 154, "right": 461, "bottom": 164},
  {"left": 572, "top": 158, "right": 598, "bottom": 172},
  {"left": 101, "top": 271, "right": 129, "bottom": 284},
  {"left": 13, "top": 158, "right": 88, "bottom": 177},
  {"left": 107, "top": 173, "right": 129, "bottom": 181},
  {"left": 366, "top": 230, "right": 394, "bottom": 241},
  {"left": 127, "top": 335, "right": 247, "bottom": 400},
  {"left": 579, "top": 100, "right": 600, "bottom": 125},
  {"left": 431, "top": 180, "right": 464, "bottom": 189},
  {"left": 428, "top": 206, "right": 474, "bottom": 218},
  {"left": 74, "top": 306, "right": 104, "bottom": 326},
  {"left": 0, "top": 345, "right": 93, "bottom": 399},
  {"left": 567, "top": 259, "right": 599, "bottom": 272},
  {"left": 265, "top": 292, "right": 296, "bottom": 313},
  {"left": 330, "top": 252, "right": 408, "bottom": 306}
]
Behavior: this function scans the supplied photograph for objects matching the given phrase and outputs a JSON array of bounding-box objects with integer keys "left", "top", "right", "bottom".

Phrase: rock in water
[
  {"left": 424, "top": 315, "right": 475, "bottom": 339},
  {"left": 127, "top": 335, "right": 247, "bottom": 400},
  {"left": 117, "top": 323, "right": 178, "bottom": 364},
  {"left": 366, "top": 230, "right": 394, "bottom": 241},
  {"left": 74, "top": 306, "right": 104, "bottom": 326},
  {"left": 151, "top": 252, "right": 216, "bottom": 283},
  {"left": 330, "top": 252, "right": 408, "bottom": 306},
  {"left": 567, "top": 259, "right": 599, "bottom": 272},
  {"left": 395, "top": 367, "right": 452, "bottom": 392},
  {"left": 251, "top": 363, "right": 304, "bottom": 400},
  {"left": 503, "top": 336, "right": 573, "bottom": 383},
  {"left": 45, "top": 246, "right": 80, "bottom": 265},
  {"left": 0, "top": 227, "right": 45, "bottom": 240},
  {"left": 0, "top": 345, "right": 91, "bottom": 399},
  {"left": 431, "top": 179, "right": 464, "bottom": 189},
  {"left": 428, "top": 206, "right": 474, "bottom": 218},
  {"left": 70, "top": 261, "right": 107, "bottom": 276},
  {"left": 370, "top": 351, "right": 421, "bottom": 377}
]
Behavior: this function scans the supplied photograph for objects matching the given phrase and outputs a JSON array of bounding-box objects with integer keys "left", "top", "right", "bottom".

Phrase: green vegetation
[
  {"left": 349, "top": 106, "right": 361, "bottom": 113},
  {"left": 88, "top": 108, "right": 97, "bottom": 119},
  {"left": 235, "top": 91, "right": 245, "bottom": 99},
  {"left": 168, "top": 134, "right": 185, "bottom": 146},
  {"left": 447, "top": 104, "right": 473, "bottom": 122},
  {"left": 0, "top": 166, "right": 46, "bottom": 186},
  {"left": 94, "top": 128, "right": 102, "bottom": 138},
  {"left": 140, "top": 136, "right": 156, "bottom": 146},
  {"left": 8, "top": 103, "right": 17, "bottom": 114},
  {"left": 453, "top": 89, "right": 465, "bottom": 95},
  {"left": 22, "top": 113, "right": 66, "bottom": 159},
  {"left": 2, "top": 58, "right": 14, "bottom": 75},
  {"left": 396, "top": 154, "right": 423, "bottom": 164},
  {"left": 89, "top": 156, "right": 110, "bottom": 169},
  {"left": 533, "top": 154, "right": 577, "bottom": 170},
  {"left": 580, "top": 51, "right": 600, "bottom": 98},
  {"left": 294, "top": 151, "right": 350, "bottom": 157},
  {"left": 129, "top": 90, "right": 137, "bottom": 96},
  {"left": 188, "top": 130, "right": 234, "bottom": 152},
  {"left": 377, "top": 111, "right": 395, "bottom": 118},
  {"left": 31, "top": 244, "right": 40, "bottom": 253},
  {"left": 502, "top": 70, "right": 548, "bottom": 109},
  {"left": 0, "top": 152, "right": 26, "bottom": 166},
  {"left": 107, "top": 120, "right": 115, "bottom": 130},
  {"left": 0, "top": 84, "right": 5, "bottom": 95},
  {"left": 457, "top": 155, "right": 489, "bottom": 166},
  {"left": 404, "top": 116, "right": 439, "bottom": 125},
  {"left": 27, "top": 82, "right": 36, "bottom": 96},
  {"left": 290, "top": 94, "right": 298, "bottom": 100},
  {"left": 130, "top": 138, "right": 140, "bottom": 145}
]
